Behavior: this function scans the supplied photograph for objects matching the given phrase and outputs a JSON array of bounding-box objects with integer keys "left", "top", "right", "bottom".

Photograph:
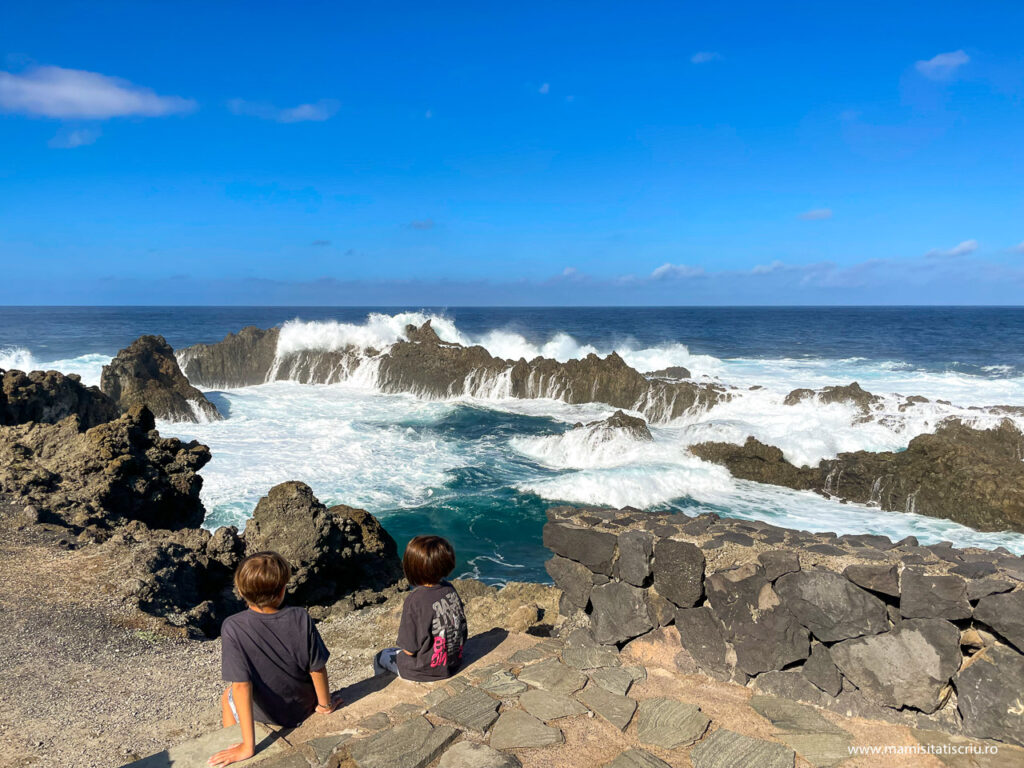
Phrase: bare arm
[
  {"left": 209, "top": 682, "right": 255, "bottom": 767},
  {"left": 311, "top": 667, "right": 341, "bottom": 714}
]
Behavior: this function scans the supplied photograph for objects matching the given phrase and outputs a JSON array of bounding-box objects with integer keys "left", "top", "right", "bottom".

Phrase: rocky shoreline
[{"left": 3, "top": 329, "right": 1024, "bottom": 766}]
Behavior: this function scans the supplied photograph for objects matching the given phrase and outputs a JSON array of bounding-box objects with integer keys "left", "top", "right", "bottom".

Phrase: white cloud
[
  {"left": 915, "top": 50, "right": 970, "bottom": 80},
  {"left": 424, "top": 109, "right": 433, "bottom": 119},
  {"left": 562, "top": 267, "right": 578, "bottom": 277},
  {"left": 925, "top": 239, "right": 978, "bottom": 258},
  {"left": 0, "top": 65, "right": 195, "bottom": 118},
  {"left": 651, "top": 263, "right": 705, "bottom": 280},
  {"left": 1010, "top": 241, "right": 1024, "bottom": 254},
  {"left": 798, "top": 208, "right": 833, "bottom": 221},
  {"left": 228, "top": 98, "right": 338, "bottom": 123},
  {"left": 691, "top": 52, "right": 722, "bottom": 64},
  {"left": 48, "top": 126, "right": 100, "bottom": 148},
  {"left": 538, "top": 82, "right": 550, "bottom": 94}
]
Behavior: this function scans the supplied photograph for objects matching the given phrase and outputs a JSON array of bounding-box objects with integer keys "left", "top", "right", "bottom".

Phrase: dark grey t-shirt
[
  {"left": 396, "top": 582, "right": 468, "bottom": 682},
  {"left": 221, "top": 606, "right": 330, "bottom": 727}
]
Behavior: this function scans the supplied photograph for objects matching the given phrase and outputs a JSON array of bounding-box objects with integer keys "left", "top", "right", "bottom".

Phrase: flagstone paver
[
  {"left": 428, "top": 685, "right": 501, "bottom": 733},
  {"left": 519, "top": 688, "right": 589, "bottom": 721},
  {"left": 635, "top": 697, "right": 711, "bottom": 749},
  {"left": 489, "top": 710, "right": 564, "bottom": 750},
  {"left": 517, "top": 658, "right": 587, "bottom": 695},
  {"left": 690, "top": 728, "right": 796, "bottom": 768},
  {"left": 348, "top": 716, "right": 459, "bottom": 768},
  {"left": 576, "top": 685, "right": 637, "bottom": 731}
]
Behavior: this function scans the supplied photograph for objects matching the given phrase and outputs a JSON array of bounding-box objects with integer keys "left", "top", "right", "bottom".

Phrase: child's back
[
  {"left": 395, "top": 580, "right": 467, "bottom": 681},
  {"left": 221, "top": 604, "right": 329, "bottom": 727},
  {"left": 374, "top": 535, "right": 468, "bottom": 682}
]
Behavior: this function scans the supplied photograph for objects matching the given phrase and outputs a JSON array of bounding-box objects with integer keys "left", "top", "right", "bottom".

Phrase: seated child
[
  {"left": 374, "top": 535, "right": 468, "bottom": 681},
  {"left": 209, "top": 551, "right": 340, "bottom": 768}
]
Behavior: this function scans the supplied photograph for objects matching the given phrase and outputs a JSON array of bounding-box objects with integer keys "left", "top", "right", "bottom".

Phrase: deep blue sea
[{"left": 3, "top": 306, "right": 1024, "bottom": 579}]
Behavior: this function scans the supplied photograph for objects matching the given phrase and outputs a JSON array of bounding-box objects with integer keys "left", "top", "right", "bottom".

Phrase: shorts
[{"left": 373, "top": 647, "right": 403, "bottom": 677}]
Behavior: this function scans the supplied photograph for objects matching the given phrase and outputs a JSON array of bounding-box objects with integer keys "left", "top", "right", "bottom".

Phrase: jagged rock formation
[
  {"left": 544, "top": 505, "right": 1024, "bottom": 747},
  {"left": 0, "top": 405, "right": 210, "bottom": 530},
  {"left": 645, "top": 366, "right": 691, "bottom": 380},
  {"left": 178, "top": 322, "right": 727, "bottom": 423},
  {"left": 572, "top": 410, "right": 653, "bottom": 441},
  {"left": 101, "top": 335, "right": 221, "bottom": 422},
  {"left": 691, "top": 419, "right": 1024, "bottom": 532},
  {"left": 245, "top": 481, "right": 403, "bottom": 610},
  {"left": 783, "top": 381, "right": 881, "bottom": 414},
  {"left": 1, "top": 368, "right": 119, "bottom": 428},
  {"left": 177, "top": 326, "right": 282, "bottom": 387}
]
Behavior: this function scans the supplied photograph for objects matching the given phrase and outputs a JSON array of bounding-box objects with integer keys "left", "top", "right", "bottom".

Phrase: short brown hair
[
  {"left": 402, "top": 535, "right": 456, "bottom": 586},
  {"left": 235, "top": 551, "right": 291, "bottom": 607}
]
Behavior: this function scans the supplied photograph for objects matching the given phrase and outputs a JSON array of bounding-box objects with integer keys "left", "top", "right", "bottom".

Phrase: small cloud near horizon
[
  {"left": 651, "top": 263, "right": 706, "bottom": 280},
  {"left": 48, "top": 126, "right": 101, "bottom": 149},
  {"left": 0, "top": 65, "right": 195, "bottom": 119},
  {"left": 798, "top": 208, "right": 833, "bottom": 221},
  {"left": 408, "top": 219, "right": 435, "bottom": 230},
  {"left": 228, "top": 98, "right": 339, "bottom": 123},
  {"left": 1010, "top": 241, "right": 1024, "bottom": 254},
  {"left": 915, "top": 50, "right": 970, "bottom": 80},
  {"left": 310, "top": 239, "right": 331, "bottom": 247},
  {"left": 925, "top": 239, "right": 978, "bottom": 258},
  {"left": 538, "top": 82, "right": 550, "bottom": 94},
  {"left": 691, "top": 52, "right": 722, "bottom": 64}
]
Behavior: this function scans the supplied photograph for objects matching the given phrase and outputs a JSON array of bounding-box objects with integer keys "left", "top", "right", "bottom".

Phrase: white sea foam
[
  {"left": 0, "top": 347, "right": 110, "bottom": 388},
  {"left": 15, "top": 312, "right": 1024, "bottom": 563}
]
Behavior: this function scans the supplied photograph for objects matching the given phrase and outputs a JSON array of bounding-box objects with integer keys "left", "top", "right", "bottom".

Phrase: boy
[
  {"left": 209, "top": 551, "right": 340, "bottom": 767},
  {"left": 373, "top": 535, "right": 468, "bottom": 681}
]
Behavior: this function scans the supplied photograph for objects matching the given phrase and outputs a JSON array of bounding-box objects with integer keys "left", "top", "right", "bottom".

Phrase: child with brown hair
[
  {"left": 209, "top": 551, "right": 340, "bottom": 768},
  {"left": 373, "top": 535, "right": 468, "bottom": 681}
]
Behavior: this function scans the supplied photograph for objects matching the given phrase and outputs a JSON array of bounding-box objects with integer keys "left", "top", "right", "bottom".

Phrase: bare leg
[{"left": 221, "top": 686, "right": 237, "bottom": 727}]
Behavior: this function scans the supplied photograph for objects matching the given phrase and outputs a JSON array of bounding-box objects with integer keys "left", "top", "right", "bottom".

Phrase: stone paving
[{"left": 124, "top": 628, "right": 1024, "bottom": 768}]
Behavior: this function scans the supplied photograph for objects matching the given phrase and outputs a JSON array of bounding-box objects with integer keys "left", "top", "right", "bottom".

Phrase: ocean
[{"left": 3, "top": 305, "right": 1024, "bottom": 582}]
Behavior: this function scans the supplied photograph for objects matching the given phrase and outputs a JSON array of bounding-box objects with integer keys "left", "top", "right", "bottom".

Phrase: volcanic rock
[
  {"left": 101, "top": 335, "right": 221, "bottom": 422},
  {"left": 1, "top": 367, "right": 119, "bottom": 429},
  {"left": 575, "top": 410, "right": 653, "bottom": 441},
  {"left": 0, "top": 405, "right": 209, "bottom": 530},
  {"left": 783, "top": 382, "right": 880, "bottom": 414},
  {"left": 180, "top": 321, "right": 727, "bottom": 422},
  {"left": 692, "top": 419, "right": 1024, "bottom": 533},
  {"left": 900, "top": 570, "right": 972, "bottom": 621},
  {"left": 651, "top": 538, "right": 705, "bottom": 607},
  {"left": 775, "top": 569, "right": 889, "bottom": 642},
  {"left": 244, "top": 481, "right": 402, "bottom": 607},
  {"left": 178, "top": 326, "right": 281, "bottom": 387},
  {"left": 543, "top": 521, "right": 617, "bottom": 576},
  {"left": 954, "top": 645, "right": 1024, "bottom": 747},
  {"left": 589, "top": 581, "right": 654, "bottom": 644},
  {"left": 644, "top": 366, "right": 691, "bottom": 380},
  {"left": 829, "top": 619, "right": 960, "bottom": 713},
  {"left": 973, "top": 589, "right": 1024, "bottom": 652},
  {"left": 704, "top": 564, "right": 809, "bottom": 676},
  {"left": 615, "top": 529, "right": 654, "bottom": 586}
]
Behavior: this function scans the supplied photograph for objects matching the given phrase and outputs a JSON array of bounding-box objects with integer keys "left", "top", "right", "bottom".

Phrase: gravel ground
[{"left": 0, "top": 508, "right": 553, "bottom": 768}]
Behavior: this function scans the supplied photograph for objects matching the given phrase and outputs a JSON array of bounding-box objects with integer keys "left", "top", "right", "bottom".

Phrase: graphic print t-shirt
[{"left": 395, "top": 582, "right": 468, "bottom": 682}]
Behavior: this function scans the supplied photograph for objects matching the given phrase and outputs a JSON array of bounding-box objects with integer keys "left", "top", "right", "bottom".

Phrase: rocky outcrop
[
  {"left": 244, "top": 481, "right": 403, "bottom": 609},
  {"left": 101, "top": 335, "right": 222, "bottom": 422},
  {"left": 572, "top": 410, "right": 653, "bottom": 441},
  {"left": 691, "top": 419, "right": 1024, "bottom": 532},
  {"left": 178, "top": 322, "right": 727, "bottom": 423},
  {"left": 543, "top": 505, "right": 1024, "bottom": 746},
  {"left": 783, "top": 382, "right": 880, "bottom": 414},
  {"left": 177, "top": 326, "right": 281, "bottom": 387},
  {"left": 0, "top": 405, "right": 210, "bottom": 530},
  {"left": 645, "top": 366, "right": 691, "bottom": 380},
  {"left": 1, "top": 368, "right": 119, "bottom": 429},
  {"left": 116, "top": 482, "right": 403, "bottom": 637}
]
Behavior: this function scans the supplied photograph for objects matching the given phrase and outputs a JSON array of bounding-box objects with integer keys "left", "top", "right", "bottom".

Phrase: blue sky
[{"left": 1, "top": 1, "right": 1022, "bottom": 305}]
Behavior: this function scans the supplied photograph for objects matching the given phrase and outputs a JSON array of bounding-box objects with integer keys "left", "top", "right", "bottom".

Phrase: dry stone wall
[{"left": 542, "top": 505, "right": 1024, "bottom": 748}]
